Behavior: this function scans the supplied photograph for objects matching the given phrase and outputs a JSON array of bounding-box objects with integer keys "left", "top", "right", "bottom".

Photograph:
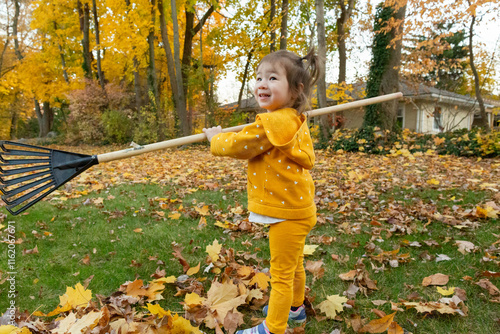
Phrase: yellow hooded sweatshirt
[{"left": 211, "top": 108, "right": 316, "bottom": 219}]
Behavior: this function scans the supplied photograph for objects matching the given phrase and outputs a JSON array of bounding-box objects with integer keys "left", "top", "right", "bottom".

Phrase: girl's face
[{"left": 254, "top": 62, "right": 292, "bottom": 112}]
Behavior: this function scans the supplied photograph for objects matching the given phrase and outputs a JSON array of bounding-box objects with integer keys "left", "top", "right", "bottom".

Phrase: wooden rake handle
[{"left": 97, "top": 92, "right": 403, "bottom": 163}]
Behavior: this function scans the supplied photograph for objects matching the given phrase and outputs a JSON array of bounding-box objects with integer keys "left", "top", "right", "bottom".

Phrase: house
[{"left": 222, "top": 81, "right": 498, "bottom": 133}]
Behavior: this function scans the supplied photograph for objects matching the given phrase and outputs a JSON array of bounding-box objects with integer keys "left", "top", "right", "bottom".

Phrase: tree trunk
[
  {"left": 237, "top": 48, "right": 254, "bottom": 113},
  {"left": 92, "top": 0, "right": 106, "bottom": 90},
  {"left": 15, "top": 0, "right": 52, "bottom": 137},
  {"left": 468, "top": 14, "right": 489, "bottom": 130},
  {"left": 53, "top": 22, "right": 70, "bottom": 83},
  {"left": 158, "top": 0, "right": 179, "bottom": 100},
  {"left": 125, "top": 0, "right": 143, "bottom": 110},
  {"left": 147, "top": 0, "right": 164, "bottom": 140},
  {"left": 13, "top": 0, "right": 23, "bottom": 60},
  {"left": 270, "top": 0, "right": 276, "bottom": 52},
  {"left": 170, "top": 0, "right": 189, "bottom": 136},
  {"left": 35, "top": 101, "right": 54, "bottom": 138},
  {"left": 379, "top": 2, "right": 406, "bottom": 130},
  {"left": 279, "top": 0, "right": 288, "bottom": 50},
  {"left": 181, "top": 5, "right": 214, "bottom": 98},
  {"left": 315, "top": 0, "right": 329, "bottom": 140},
  {"left": 336, "top": 0, "right": 354, "bottom": 84},
  {"left": 335, "top": 0, "right": 354, "bottom": 129},
  {"left": 78, "top": 1, "right": 92, "bottom": 79}
]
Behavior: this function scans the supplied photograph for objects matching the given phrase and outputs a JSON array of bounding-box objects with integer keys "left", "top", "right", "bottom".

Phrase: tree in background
[{"left": 363, "top": 0, "right": 407, "bottom": 130}]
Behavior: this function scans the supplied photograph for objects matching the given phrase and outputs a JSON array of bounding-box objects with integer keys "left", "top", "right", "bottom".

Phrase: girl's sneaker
[
  {"left": 236, "top": 320, "right": 273, "bottom": 334},
  {"left": 262, "top": 304, "right": 307, "bottom": 323}
]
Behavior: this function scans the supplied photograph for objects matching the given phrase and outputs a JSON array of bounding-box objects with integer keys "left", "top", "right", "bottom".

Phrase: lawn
[{"left": 1, "top": 146, "right": 499, "bottom": 333}]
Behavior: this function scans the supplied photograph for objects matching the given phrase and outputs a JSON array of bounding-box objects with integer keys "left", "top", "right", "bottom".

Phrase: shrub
[
  {"left": 65, "top": 80, "right": 132, "bottom": 145},
  {"left": 326, "top": 127, "right": 500, "bottom": 158},
  {"left": 102, "top": 109, "right": 133, "bottom": 144},
  {"left": 132, "top": 106, "right": 158, "bottom": 145}
]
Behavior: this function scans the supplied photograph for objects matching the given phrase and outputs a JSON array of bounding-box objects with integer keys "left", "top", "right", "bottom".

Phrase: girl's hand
[{"left": 203, "top": 125, "right": 222, "bottom": 142}]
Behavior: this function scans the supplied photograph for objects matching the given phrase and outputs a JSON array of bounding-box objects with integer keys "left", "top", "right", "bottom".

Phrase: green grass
[{"left": 1, "top": 182, "right": 499, "bottom": 333}]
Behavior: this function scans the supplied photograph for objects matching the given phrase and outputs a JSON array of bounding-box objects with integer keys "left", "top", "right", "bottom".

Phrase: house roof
[{"left": 221, "top": 80, "right": 496, "bottom": 111}]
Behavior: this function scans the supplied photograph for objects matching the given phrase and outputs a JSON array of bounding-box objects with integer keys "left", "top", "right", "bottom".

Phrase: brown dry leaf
[
  {"left": 124, "top": 279, "right": 148, "bottom": 298},
  {"left": 339, "top": 270, "right": 357, "bottom": 281},
  {"left": 402, "top": 302, "right": 461, "bottom": 315},
  {"left": 81, "top": 254, "right": 91, "bottom": 265},
  {"left": 387, "top": 321, "right": 404, "bottom": 334},
  {"left": 305, "top": 260, "right": 325, "bottom": 283},
  {"left": 172, "top": 243, "right": 190, "bottom": 273},
  {"left": 422, "top": 273, "right": 449, "bottom": 286},
  {"left": 203, "top": 280, "right": 247, "bottom": 329},
  {"left": 476, "top": 278, "right": 500, "bottom": 296},
  {"left": 223, "top": 309, "right": 244, "bottom": 334},
  {"left": 359, "top": 312, "right": 396, "bottom": 333},
  {"left": 454, "top": 240, "right": 476, "bottom": 254}
]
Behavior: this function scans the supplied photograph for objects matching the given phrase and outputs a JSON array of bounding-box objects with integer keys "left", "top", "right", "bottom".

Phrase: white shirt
[{"left": 249, "top": 212, "right": 286, "bottom": 224}]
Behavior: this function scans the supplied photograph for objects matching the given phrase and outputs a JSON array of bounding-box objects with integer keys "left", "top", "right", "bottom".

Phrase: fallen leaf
[
  {"left": 317, "top": 295, "right": 348, "bottom": 319},
  {"left": 303, "top": 244, "right": 318, "bottom": 255},
  {"left": 206, "top": 239, "right": 222, "bottom": 262},
  {"left": 359, "top": 311, "right": 396, "bottom": 333},
  {"left": 422, "top": 273, "right": 449, "bottom": 286},
  {"left": 248, "top": 272, "right": 271, "bottom": 291},
  {"left": 187, "top": 262, "right": 201, "bottom": 276},
  {"left": 437, "top": 287, "right": 456, "bottom": 296},
  {"left": 59, "top": 282, "right": 93, "bottom": 309}
]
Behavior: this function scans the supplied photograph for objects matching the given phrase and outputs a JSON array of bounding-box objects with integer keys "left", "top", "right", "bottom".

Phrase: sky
[{"left": 216, "top": 1, "right": 500, "bottom": 105}]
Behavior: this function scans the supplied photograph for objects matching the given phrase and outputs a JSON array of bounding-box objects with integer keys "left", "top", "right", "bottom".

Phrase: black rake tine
[
  {"left": 0, "top": 157, "right": 50, "bottom": 165},
  {"left": 0, "top": 164, "right": 51, "bottom": 176},
  {"left": 2, "top": 181, "right": 56, "bottom": 206},
  {"left": 0, "top": 149, "right": 51, "bottom": 158},
  {"left": 0, "top": 169, "right": 52, "bottom": 186},
  {"left": 0, "top": 175, "right": 54, "bottom": 197}
]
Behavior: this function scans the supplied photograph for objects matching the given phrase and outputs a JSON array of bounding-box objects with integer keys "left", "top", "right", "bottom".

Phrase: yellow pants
[{"left": 266, "top": 215, "right": 316, "bottom": 334}]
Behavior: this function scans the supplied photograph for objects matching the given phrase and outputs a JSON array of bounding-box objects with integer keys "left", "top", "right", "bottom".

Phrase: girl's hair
[{"left": 257, "top": 48, "right": 322, "bottom": 114}]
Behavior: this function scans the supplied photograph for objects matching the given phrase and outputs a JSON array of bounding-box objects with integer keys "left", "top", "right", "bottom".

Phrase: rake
[{"left": 0, "top": 92, "right": 403, "bottom": 215}]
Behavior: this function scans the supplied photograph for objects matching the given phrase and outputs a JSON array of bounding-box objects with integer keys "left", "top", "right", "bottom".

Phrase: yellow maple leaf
[
  {"left": 187, "top": 262, "right": 201, "bottom": 276},
  {"left": 153, "top": 276, "right": 176, "bottom": 284},
  {"left": 185, "top": 292, "right": 206, "bottom": 306},
  {"left": 146, "top": 303, "right": 170, "bottom": 319},
  {"left": 168, "top": 212, "right": 181, "bottom": 220},
  {"left": 437, "top": 286, "right": 456, "bottom": 296},
  {"left": 427, "top": 179, "right": 440, "bottom": 185},
  {"left": 0, "top": 325, "right": 32, "bottom": 334},
  {"left": 195, "top": 205, "right": 210, "bottom": 216},
  {"left": 249, "top": 272, "right": 271, "bottom": 291},
  {"left": 206, "top": 239, "right": 222, "bottom": 262},
  {"left": 59, "top": 283, "right": 92, "bottom": 309},
  {"left": 303, "top": 244, "right": 318, "bottom": 256},
  {"left": 171, "top": 313, "right": 203, "bottom": 334},
  {"left": 317, "top": 294, "right": 348, "bottom": 319},
  {"left": 237, "top": 266, "right": 253, "bottom": 278}
]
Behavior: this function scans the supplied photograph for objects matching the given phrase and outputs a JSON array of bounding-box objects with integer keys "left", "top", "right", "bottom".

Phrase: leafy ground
[{"left": 0, "top": 145, "right": 499, "bottom": 334}]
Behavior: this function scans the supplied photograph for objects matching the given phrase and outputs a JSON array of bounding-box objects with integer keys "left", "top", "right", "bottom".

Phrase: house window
[
  {"left": 433, "top": 107, "right": 443, "bottom": 132},
  {"left": 396, "top": 106, "right": 405, "bottom": 129}
]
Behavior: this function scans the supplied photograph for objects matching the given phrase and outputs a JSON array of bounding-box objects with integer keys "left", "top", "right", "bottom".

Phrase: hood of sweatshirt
[{"left": 256, "top": 108, "right": 315, "bottom": 169}]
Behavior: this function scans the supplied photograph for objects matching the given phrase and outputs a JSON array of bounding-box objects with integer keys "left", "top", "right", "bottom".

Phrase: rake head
[{"left": 0, "top": 141, "right": 98, "bottom": 215}]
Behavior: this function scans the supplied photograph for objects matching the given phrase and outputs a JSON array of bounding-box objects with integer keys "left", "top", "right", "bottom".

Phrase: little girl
[{"left": 203, "top": 49, "right": 321, "bottom": 334}]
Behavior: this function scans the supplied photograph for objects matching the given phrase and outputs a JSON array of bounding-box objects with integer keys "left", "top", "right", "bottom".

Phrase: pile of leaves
[{"left": 327, "top": 127, "right": 500, "bottom": 157}]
